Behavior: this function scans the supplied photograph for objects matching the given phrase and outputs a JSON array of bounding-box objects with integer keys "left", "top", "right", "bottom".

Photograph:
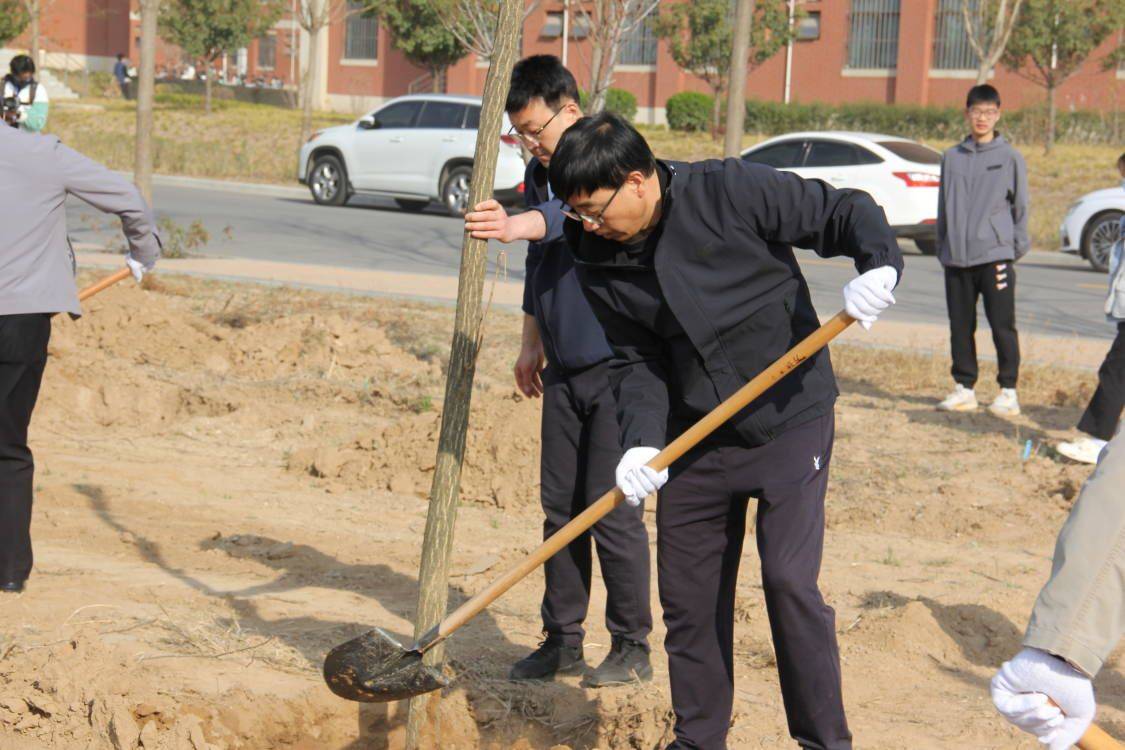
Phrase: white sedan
[
  {"left": 742, "top": 131, "right": 941, "bottom": 254},
  {"left": 1060, "top": 186, "right": 1122, "bottom": 272}
]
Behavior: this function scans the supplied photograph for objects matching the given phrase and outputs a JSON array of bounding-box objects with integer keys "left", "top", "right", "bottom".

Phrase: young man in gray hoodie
[{"left": 936, "top": 84, "right": 1029, "bottom": 416}]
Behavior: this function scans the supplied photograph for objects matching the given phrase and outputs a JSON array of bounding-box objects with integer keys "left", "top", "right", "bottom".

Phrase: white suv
[
  {"left": 298, "top": 94, "right": 526, "bottom": 215},
  {"left": 742, "top": 132, "right": 942, "bottom": 254}
]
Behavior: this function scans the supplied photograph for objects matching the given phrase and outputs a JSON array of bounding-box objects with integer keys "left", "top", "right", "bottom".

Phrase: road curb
[{"left": 114, "top": 172, "right": 308, "bottom": 199}]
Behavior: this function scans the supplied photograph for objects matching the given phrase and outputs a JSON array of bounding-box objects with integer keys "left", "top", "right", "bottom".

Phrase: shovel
[
  {"left": 323, "top": 310, "right": 856, "bottom": 702},
  {"left": 78, "top": 268, "right": 132, "bottom": 301}
]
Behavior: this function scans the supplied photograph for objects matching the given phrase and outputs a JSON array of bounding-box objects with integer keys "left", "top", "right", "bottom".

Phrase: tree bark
[
  {"left": 299, "top": 20, "right": 321, "bottom": 147},
  {"left": 205, "top": 60, "right": 213, "bottom": 114},
  {"left": 711, "top": 87, "right": 722, "bottom": 141},
  {"left": 1045, "top": 81, "right": 1056, "bottom": 155},
  {"left": 724, "top": 0, "right": 753, "bottom": 157},
  {"left": 28, "top": 1, "right": 40, "bottom": 69},
  {"left": 134, "top": 0, "right": 159, "bottom": 204},
  {"left": 402, "top": 1, "right": 522, "bottom": 748}
]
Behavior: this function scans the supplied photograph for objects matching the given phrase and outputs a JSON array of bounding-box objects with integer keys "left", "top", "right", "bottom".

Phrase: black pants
[
  {"left": 539, "top": 362, "right": 652, "bottom": 646},
  {"left": 660, "top": 414, "right": 850, "bottom": 750},
  {"left": 119, "top": 81, "right": 131, "bottom": 100},
  {"left": 1078, "top": 323, "right": 1125, "bottom": 441},
  {"left": 944, "top": 262, "right": 1020, "bottom": 389},
  {"left": 0, "top": 314, "right": 51, "bottom": 584}
]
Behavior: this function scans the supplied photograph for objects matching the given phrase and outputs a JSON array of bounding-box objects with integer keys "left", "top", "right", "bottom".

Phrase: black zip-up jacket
[
  {"left": 565, "top": 158, "right": 904, "bottom": 449},
  {"left": 522, "top": 159, "right": 615, "bottom": 373}
]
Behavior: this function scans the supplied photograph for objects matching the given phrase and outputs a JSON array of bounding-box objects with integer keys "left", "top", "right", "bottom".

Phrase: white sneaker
[
  {"left": 989, "top": 388, "right": 1020, "bottom": 417},
  {"left": 938, "top": 384, "right": 978, "bottom": 412},
  {"left": 1057, "top": 437, "right": 1107, "bottom": 465}
]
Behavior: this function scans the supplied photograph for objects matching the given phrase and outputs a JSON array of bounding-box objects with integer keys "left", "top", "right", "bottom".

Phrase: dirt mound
[{"left": 286, "top": 387, "right": 542, "bottom": 508}]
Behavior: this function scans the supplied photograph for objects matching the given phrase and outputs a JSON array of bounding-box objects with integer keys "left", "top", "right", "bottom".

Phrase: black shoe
[
  {"left": 583, "top": 636, "right": 652, "bottom": 687},
  {"left": 0, "top": 580, "right": 24, "bottom": 594},
  {"left": 509, "top": 636, "right": 584, "bottom": 681}
]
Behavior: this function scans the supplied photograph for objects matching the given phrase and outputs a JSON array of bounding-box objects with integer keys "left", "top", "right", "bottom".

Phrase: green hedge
[
  {"left": 579, "top": 87, "right": 639, "bottom": 121},
  {"left": 666, "top": 91, "right": 714, "bottom": 133},
  {"left": 664, "top": 95, "right": 1123, "bottom": 145}
]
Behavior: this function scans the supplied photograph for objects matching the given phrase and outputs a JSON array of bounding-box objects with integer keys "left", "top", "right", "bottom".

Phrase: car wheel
[
  {"left": 308, "top": 154, "right": 349, "bottom": 206},
  {"left": 914, "top": 238, "right": 938, "bottom": 256},
  {"left": 441, "top": 166, "right": 473, "bottom": 217},
  {"left": 1082, "top": 210, "right": 1122, "bottom": 273},
  {"left": 395, "top": 198, "right": 430, "bottom": 213}
]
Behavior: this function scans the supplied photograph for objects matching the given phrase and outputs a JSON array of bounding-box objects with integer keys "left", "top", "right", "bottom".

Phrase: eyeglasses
[
  {"left": 561, "top": 183, "right": 624, "bottom": 229},
  {"left": 508, "top": 108, "right": 564, "bottom": 146},
  {"left": 968, "top": 107, "right": 1000, "bottom": 119}
]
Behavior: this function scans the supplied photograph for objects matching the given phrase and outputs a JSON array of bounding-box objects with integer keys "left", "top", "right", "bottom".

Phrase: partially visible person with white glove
[
  {"left": 615, "top": 447, "right": 667, "bottom": 506},
  {"left": 843, "top": 265, "right": 898, "bottom": 330},
  {"left": 125, "top": 252, "right": 154, "bottom": 282},
  {"left": 991, "top": 429, "right": 1125, "bottom": 748}
]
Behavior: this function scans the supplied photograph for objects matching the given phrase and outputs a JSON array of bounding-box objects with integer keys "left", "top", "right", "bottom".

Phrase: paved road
[{"left": 67, "top": 181, "right": 1115, "bottom": 342}]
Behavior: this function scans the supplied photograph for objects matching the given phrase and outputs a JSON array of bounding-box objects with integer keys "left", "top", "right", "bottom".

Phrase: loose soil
[{"left": 1, "top": 272, "right": 1119, "bottom": 750}]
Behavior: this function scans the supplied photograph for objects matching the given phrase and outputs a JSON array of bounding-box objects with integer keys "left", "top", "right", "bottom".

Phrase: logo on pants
[{"left": 813, "top": 456, "right": 822, "bottom": 471}]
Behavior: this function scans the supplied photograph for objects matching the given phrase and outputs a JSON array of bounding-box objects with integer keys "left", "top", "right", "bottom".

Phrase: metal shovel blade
[{"left": 323, "top": 627, "right": 447, "bottom": 703}]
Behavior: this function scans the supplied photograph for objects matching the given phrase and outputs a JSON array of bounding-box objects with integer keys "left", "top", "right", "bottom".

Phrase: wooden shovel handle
[
  {"left": 434, "top": 310, "right": 856, "bottom": 641},
  {"left": 1081, "top": 723, "right": 1123, "bottom": 750},
  {"left": 78, "top": 267, "right": 132, "bottom": 301}
]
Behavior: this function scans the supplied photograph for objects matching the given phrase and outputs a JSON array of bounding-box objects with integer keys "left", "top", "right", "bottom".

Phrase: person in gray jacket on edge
[
  {"left": 0, "top": 124, "right": 160, "bottom": 594},
  {"left": 936, "top": 84, "right": 1029, "bottom": 416},
  {"left": 991, "top": 427, "right": 1124, "bottom": 749}
]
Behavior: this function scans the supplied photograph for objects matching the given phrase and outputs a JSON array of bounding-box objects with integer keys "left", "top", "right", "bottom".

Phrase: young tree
[
  {"left": 0, "top": 0, "right": 30, "bottom": 49},
  {"left": 1001, "top": 0, "right": 1124, "bottom": 153},
  {"left": 368, "top": 0, "right": 467, "bottom": 91},
  {"left": 295, "top": 0, "right": 356, "bottom": 145},
  {"left": 135, "top": 0, "right": 159, "bottom": 204},
  {"left": 574, "top": 0, "right": 659, "bottom": 113},
  {"left": 159, "top": 0, "right": 283, "bottom": 113},
  {"left": 960, "top": 0, "right": 1024, "bottom": 85},
  {"left": 655, "top": 0, "right": 791, "bottom": 138},
  {"left": 426, "top": 0, "right": 539, "bottom": 63},
  {"left": 17, "top": 0, "right": 49, "bottom": 69}
]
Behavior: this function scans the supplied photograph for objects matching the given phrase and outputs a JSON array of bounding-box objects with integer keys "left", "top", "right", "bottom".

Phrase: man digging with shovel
[
  {"left": 464, "top": 55, "right": 653, "bottom": 687},
  {"left": 547, "top": 113, "right": 903, "bottom": 750},
  {"left": 0, "top": 123, "right": 160, "bottom": 594}
]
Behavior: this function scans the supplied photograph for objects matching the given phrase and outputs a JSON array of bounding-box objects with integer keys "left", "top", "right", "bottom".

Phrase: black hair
[
  {"left": 9, "top": 55, "right": 35, "bottom": 76},
  {"left": 548, "top": 112, "right": 656, "bottom": 203},
  {"left": 506, "top": 55, "right": 580, "bottom": 114},
  {"left": 117, "top": 53, "right": 125, "bottom": 60},
  {"left": 1117, "top": 152, "right": 1125, "bottom": 168},
  {"left": 966, "top": 84, "right": 1000, "bottom": 109}
]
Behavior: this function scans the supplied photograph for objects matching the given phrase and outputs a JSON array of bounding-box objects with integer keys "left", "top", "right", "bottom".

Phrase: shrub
[
  {"left": 666, "top": 91, "right": 714, "bottom": 133},
  {"left": 579, "top": 87, "right": 639, "bottom": 121}
]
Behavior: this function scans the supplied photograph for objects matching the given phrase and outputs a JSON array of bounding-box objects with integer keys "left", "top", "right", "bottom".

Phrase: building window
[
  {"left": 796, "top": 11, "right": 820, "bottom": 41},
  {"left": 345, "top": 2, "right": 378, "bottom": 61},
  {"left": 933, "top": 0, "right": 976, "bottom": 70},
  {"left": 257, "top": 34, "right": 276, "bottom": 69},
  {"left": 847, "top": 0, "right": 900, "bottom": 70},
  {"left": 618, "top": 14, "right": 657, "bottom": 66}
]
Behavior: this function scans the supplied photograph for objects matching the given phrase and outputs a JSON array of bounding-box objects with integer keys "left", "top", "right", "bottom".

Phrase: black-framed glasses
[
  {"left": 561, "top": 183, "right": 624, "bottom": 228},
  {"left": 508, "top": 107, "right": 564, "bottom": 146}
]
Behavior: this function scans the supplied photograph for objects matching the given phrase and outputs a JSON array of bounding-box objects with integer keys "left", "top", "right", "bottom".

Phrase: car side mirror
[{"left": 359, "top": 116, "right": 379, "bottom": 130}]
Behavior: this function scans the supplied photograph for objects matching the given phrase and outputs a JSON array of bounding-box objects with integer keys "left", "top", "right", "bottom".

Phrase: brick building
[{"left": 4, "top": 0, "right": 1122, "bottom": 122}]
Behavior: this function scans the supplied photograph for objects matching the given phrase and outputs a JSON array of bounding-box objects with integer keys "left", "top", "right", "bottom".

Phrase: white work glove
[
  {"left": 615, "top": 447, "right": 667, "bottom": 507},
  {"left": 991, "top": 647, "right": 1095, "bottom": 750},
  {"left": 842, "top": 265, "right": 898, "bottom": 330},
  {"left": 124, "top": 253, "right": 151, "bottom": 283}
]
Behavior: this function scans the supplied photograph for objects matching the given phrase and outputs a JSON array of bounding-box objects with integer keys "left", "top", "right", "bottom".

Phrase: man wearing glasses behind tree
[
  {"left": 464, "top": 55, "right": 653, "bottom": 687},
  {"left": 935, "top": 84, "right": 1030, "bottom": 416}
]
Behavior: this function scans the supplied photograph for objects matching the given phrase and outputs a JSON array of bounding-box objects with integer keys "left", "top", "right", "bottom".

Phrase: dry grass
[{"left": 48, "top": 92, "right": 1117, "bottom": 252}]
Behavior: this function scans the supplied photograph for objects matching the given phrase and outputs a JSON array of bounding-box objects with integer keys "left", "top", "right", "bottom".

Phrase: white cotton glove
[
  {"left": 124, "top": 253, "right": 151, "bottom": 283},
  {"left": 615, "top": 447, "right": 667, "bottom": 507},
  {"left": 842, "top": 265, "right": 898, "bottom": 330},
  {"left": 991, "top": 648, "right": 1095, "bottom": 750}
]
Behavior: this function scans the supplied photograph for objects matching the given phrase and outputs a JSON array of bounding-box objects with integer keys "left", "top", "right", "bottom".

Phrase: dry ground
[{"left": 0, "top": 271, "right": 1117, "bottom": 750}]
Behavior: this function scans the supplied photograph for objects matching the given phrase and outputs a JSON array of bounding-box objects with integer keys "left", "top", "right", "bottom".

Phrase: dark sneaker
[
  {"left": 0, "top": 580, "right": 24, "bottom": 594},
  {"left": 583, "top": 636, "right": 652, "bottom": 687},
  {"left": 509, "top": 637, "right": 584, "bottom": 681}
]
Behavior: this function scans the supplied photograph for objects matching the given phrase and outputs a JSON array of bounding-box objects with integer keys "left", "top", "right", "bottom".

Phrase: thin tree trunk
[
  {"left": 29, "top": 1, "right": 40, "bottom": 69},
  {"left": 711, "top": 87, "right": 722, "bottom": 141},
  {"left": 402, "top": 2, "right": 522, "bottom": 748},
  {"left": 205, "top": 61, "right": 213, "bottom": 114},
  {"left": 724, "top": 0, "right": 753, "bottom": 157},
  {"left": 299, "top": 23, "right": 320, "bottom": 147},
  {"left": 975, "top": 61, "right": 989, "bottom": 85},
  {"left": 134, "top": 0, "right": 159, "bottom": 204},
  {"left": 1045, "top": 82, "right": 1056, "bottom": 155}
]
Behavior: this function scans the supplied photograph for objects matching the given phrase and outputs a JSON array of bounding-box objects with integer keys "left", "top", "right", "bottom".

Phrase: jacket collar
[{"left": 958, "top": 132, "right": 1008, "bottom": 153}]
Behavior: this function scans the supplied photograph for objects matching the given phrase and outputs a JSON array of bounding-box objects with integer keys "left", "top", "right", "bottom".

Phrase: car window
[
  {"left": 877, "top": 140, "right": 942, "bottom": 164},
  {"left": 464, "top": 106, "right": 481, "bottom": 129},
  {"left": 373, "top": 101, "right": 421, "bottom": 129},
  {"left": 418, "top": 101, "right": 467, "bottom": 129},
  {"left": 742, "top": 140, "right": 806, "bottom": 168},
  {"left": 804, "top": 140, "right": 880, "bottom": 167}
]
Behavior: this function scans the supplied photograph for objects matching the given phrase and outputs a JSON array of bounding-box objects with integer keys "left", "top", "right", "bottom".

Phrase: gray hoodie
[{"left": 936, "top": 134, "right": 1029, "bottom": 268}]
